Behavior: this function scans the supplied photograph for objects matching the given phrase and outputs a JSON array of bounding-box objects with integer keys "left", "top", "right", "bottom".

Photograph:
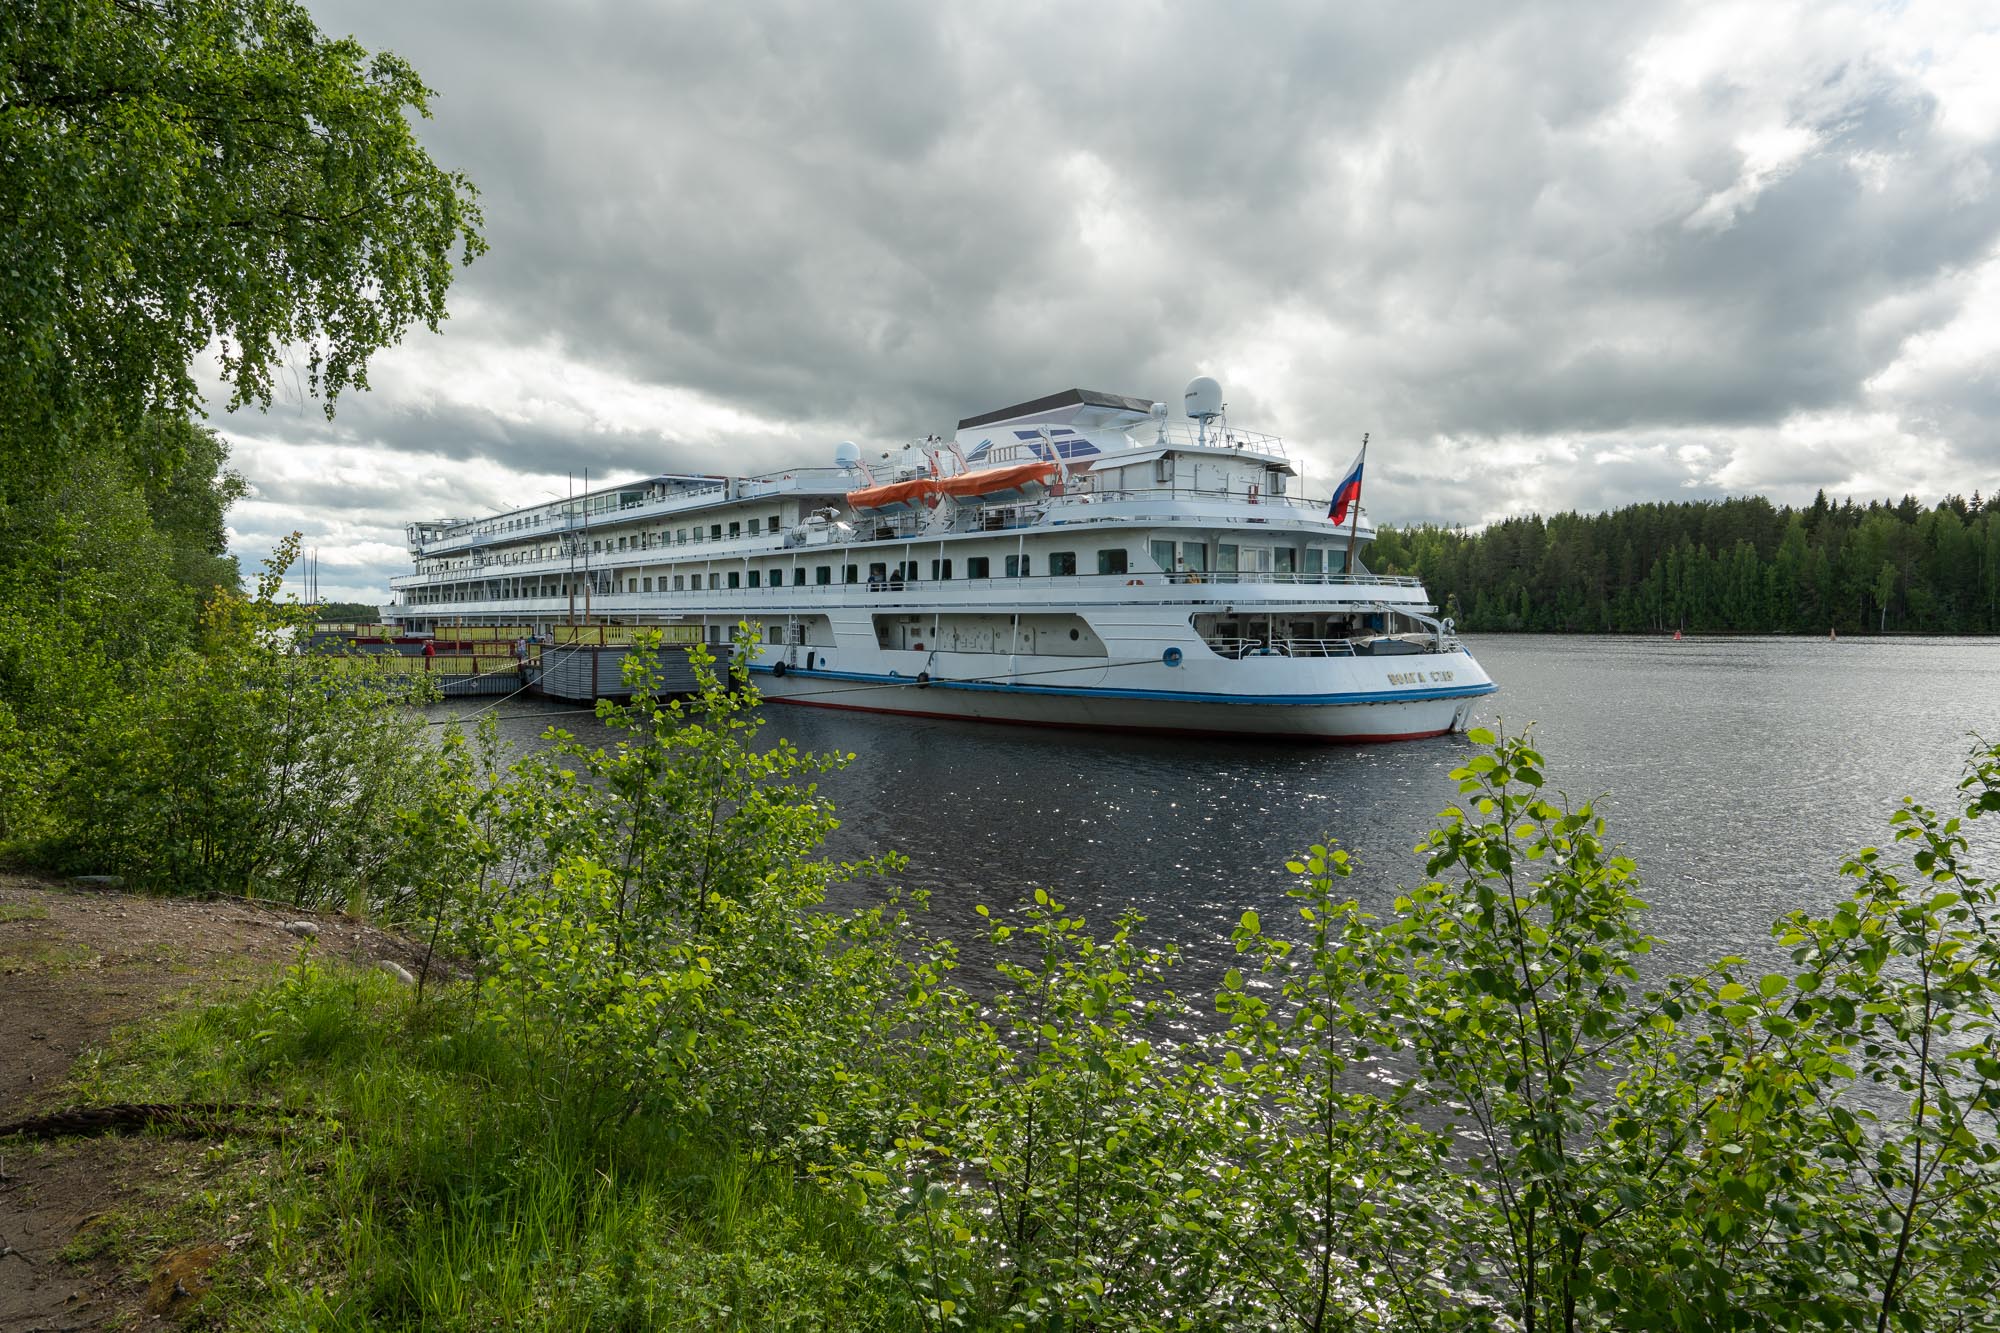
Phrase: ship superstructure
[{"left": 385, "top": 379, "right": 1496, "bottom": 740}]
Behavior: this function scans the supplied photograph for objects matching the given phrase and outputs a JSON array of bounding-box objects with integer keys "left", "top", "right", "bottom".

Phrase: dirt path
[{"left": 0, "top": 874, "right": 432, "bottom": 1331}]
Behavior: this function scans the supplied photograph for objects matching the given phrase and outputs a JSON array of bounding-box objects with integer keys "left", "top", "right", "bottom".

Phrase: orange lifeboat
[
  {"left": 933, "top": 461, "right": 1060, "bottom": 505},
  {"left": 844, "top": 477, "right": 942, "bottom": 513}
]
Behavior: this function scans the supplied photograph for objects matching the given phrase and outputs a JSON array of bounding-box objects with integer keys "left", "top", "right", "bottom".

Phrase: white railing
[
  {"left": 1157, "top": 570, "right": 1416, "bottom": 587},
  {"left": 389, "top": 571, "right": 1435, "bottom": 613},
  {"left": 1148, "top": 422, "right": 1289, "bottom": 458},
  {"left": 1203, "top": 637, "right": 1362, "bottom": 659},
  {"left": 415, "top": 484, "right": 735, "bottom": 554}
]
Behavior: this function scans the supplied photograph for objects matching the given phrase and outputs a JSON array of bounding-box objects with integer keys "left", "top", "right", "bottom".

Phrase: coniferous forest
[{"left": 1371, "top": 491, "right": 2000, "bottom": 634}]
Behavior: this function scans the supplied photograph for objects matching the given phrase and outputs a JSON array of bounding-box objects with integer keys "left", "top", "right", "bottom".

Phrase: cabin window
[
  {"left": 967, "top": 556, "right": 990, "bottom": 578},
  {"left": 626, "top": 578, "right": 637, "bottom": 593},
  {"left": 1216, "top": 543, "right": 1239, "bottom": 573},
  {"left": 868, "top": 562, "right": 888, "bottom": 588},
  {"left": 1155, "top": 457, "right": 1174, "bottom": 483},
  {"left": 768, "top": 625, "right": 781, "bottom": 644},
  {"left": 673, "top": 575, "right": 684, "bottom": 590},
  {"left": 727, "top": 571, "right": 740, "bottom": 589},
  {"left": 1050, "top": 552, "right": 1077, "bottom": 576},
  {"left": 1097, "top": 549, "right": 1128, "bottom": 575},
  {"left": 844, "top": 564, "right": 859, "bottom": 584},
  {"left": 931, "top": 558, "right": 953, "bottom": 580},
  {"left": 618, "top": 536, "right": 627, "bottom": 551},
  {"left": 1275, "top": 547, "right": 1296, "bottom": 574},
  {"left": 817, "top": 566, "right": 832, "bottom": 585},
  {"left": 676, "top": 528, "right": 688, "bottom": 544},
  {"left": 1150, "top": 539, "right": 1175, "bottom": 572},
  {"left": 1005, "top": 554, "right": 1030, "bottom": 578},
  {"left": 768, "top": 516, "right": 782, "bottom": 533},
  {"left": 643, "top": 578, "right": 653, "bottom": 592},
  {"left": 748, "top": 570, "right": 761, "bottom": 588},
  {"left": 1182, "top": 542, "right": 1208, "bottom": 572},
  {"left": 770, "top": 568, "right": 784, "bottom": 587},
  {"left": 1305, "top": 548, "right": 1324, "bottom": 575},
  {"left": 710, "top": 524, "right": 722, "bottom": 540},
  {"left": 729, "top": 521, "right": 741, "bottom": 538},
  {"left": 709, "top": 573, "right": 720, "bottom": 589}
]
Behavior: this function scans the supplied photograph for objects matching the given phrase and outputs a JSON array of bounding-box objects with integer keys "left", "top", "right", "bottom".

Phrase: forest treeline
[{"left": 1372, "top": 491, "right": 2000, "bottom": 634}]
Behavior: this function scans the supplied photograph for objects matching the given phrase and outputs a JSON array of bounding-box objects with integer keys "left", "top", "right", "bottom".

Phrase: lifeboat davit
[
  {"left": 934, "top": 461, "right": 1060, "bottom": 505},
  {"left": 845, "top": 478, "right": 942, "bottom": 513}
]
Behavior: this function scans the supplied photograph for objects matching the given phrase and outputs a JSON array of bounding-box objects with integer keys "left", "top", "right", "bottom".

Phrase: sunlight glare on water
[{"left": 463, "top": 635, "right": 1997, "bottom": 983}]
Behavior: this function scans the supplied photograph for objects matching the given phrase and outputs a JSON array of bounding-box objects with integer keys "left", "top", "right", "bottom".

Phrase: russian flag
[{"left": 1327, "top": 447, "right": 1365, "bottom": 525}]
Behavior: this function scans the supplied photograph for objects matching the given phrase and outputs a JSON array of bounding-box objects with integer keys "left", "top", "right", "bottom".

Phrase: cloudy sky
[{"left": 210, "top": 0, "right": 2000, "bottom": 605}]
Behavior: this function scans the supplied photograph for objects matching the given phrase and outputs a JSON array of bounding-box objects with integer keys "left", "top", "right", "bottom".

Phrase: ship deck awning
[{"left": 958, "top": 388, "right": 1159, "bottom": 432}]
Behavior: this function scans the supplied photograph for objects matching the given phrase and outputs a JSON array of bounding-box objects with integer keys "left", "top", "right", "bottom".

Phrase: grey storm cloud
[{"left": 213, "top": 0, "right": 2000, "bottom": 600}]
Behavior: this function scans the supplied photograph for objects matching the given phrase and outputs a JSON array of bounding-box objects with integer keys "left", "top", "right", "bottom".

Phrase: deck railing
[
  {"left": 389, "top": 570, "right": 1434, "bottom": 613},
  {"left": 1203, "top": 637, "right": 1363, "bottom": 659}
]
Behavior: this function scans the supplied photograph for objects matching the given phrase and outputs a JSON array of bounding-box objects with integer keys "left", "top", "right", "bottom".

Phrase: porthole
[{"left": 1069, "top": 628, "right": 1080, "bottom": 640}]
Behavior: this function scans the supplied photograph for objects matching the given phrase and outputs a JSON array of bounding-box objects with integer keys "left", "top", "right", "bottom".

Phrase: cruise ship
[{"left": 385, "top": 378, "right": 1496, "bottom": 741}]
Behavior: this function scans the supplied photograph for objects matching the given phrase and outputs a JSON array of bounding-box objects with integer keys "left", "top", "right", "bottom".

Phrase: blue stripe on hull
[{"left": 748, "top": 663, "right": 1497, "bottom": 708}]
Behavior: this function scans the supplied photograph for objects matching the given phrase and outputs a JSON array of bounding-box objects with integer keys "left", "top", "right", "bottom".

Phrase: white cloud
[{"left": 207, "top": 0, "right": 2000, "bottom": 600}]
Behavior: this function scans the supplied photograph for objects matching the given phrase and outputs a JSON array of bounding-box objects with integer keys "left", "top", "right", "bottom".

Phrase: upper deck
[{"left": 407, "top": 468, "right": 857, "bottom": 558}]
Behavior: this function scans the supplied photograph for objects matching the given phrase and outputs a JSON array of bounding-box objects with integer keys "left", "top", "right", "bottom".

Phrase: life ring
[
  {"left": 1126, "top": 579, "right": 1143, "bottom": 586},
  {"left": 1162, "top": 646, "right": 1184, "bottom": 668},
  {"left": 772, "top": 660, "right": 788, "bottom": 677}
]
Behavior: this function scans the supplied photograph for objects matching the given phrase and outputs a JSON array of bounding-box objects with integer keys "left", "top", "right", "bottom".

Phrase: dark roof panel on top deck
[{"left": 957, "top": 388, "right": 1158, "bottom": 431}]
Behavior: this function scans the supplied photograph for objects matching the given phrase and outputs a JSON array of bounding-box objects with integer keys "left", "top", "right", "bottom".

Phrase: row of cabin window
[
  {"left": 597, "top": 515, "right": 785, "bottom": 554},
  {"left": 610, "top": 548, "right": 1135, "bottom": 593},
  {"left": 412, "top": 547, "right": 1138, "bottom": 599},
  {"left": 1148, "top": 538, "right": 1334, "bottom": 574}
]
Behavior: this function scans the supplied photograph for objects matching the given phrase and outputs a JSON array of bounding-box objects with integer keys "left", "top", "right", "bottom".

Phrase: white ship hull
[
  {"left": 740, "top": 619, "right": 1492, "bottom": 742},
  {"left": 749, "top": 661, "right": 1485, "bottom": 741}
]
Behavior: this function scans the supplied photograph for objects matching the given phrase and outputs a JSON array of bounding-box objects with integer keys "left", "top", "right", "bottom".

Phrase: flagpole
[{"left": 1346, "top": 432, "right": 1368, "bottom": 574}]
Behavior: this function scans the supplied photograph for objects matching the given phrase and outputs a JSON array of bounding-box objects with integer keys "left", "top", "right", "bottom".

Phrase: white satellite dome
[
  {"left": 832, "top": 441, "right": 862, "bottom": 470},
  {"left": 1183, "top": 376, "right": 1224, "bottom": 421}
]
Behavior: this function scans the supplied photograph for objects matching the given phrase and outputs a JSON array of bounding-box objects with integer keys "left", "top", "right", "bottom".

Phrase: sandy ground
[{"left": 0, "top": 873, "right": 432, "bottom": 1331}]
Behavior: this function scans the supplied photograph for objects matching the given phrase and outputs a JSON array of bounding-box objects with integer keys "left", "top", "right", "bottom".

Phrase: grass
[
  {"left": 0, "top": 901, "right": 50, "bottom": 922},
  {"left": 0, "top": 938, "right": 97, "bottom": 971},
  {"left": 75, "top": 959, "right": 915, "bottom": 1331}
]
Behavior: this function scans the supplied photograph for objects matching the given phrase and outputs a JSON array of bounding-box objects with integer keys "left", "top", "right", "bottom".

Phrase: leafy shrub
[
  {"left": 47, "top": 537, "right": 439, "bottom": 904},
  {"left": 471, "top": 630, "right": 938, "bottom": 1143},
  {"left": 826, "top": 731, "right": 2000, "bottom": 1332}
]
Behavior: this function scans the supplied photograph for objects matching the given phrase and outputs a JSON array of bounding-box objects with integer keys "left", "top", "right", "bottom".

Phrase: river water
[{"left": 463, "top": 635, "right": 1996, "bottom": 983}]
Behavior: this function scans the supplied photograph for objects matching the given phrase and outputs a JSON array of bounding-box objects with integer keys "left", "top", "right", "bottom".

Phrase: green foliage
[
  {"left": 841, "top": 895, "right": 1241, "bottom": 1329},
  {"left": 1222, "top": 854, "right": 1462, "bottom": 1330},
  {"left": 313, "top": 601, "right": 388, "bottom": 623},
  {"left": 1372, "top": 492, "right": 2000, "bottom": 633},
  {"left": 52, "top": 652, "right": 2000, "bottom": 1331},
  {"left": 82, "top": 955, "right": 911, "bottom": 1331},
  {"left": 1, "top": 0, "right": 485, "bottom": 492},
  {"left": 0, "top": 3, "right": 480, "bottom": 892},
  {"left": 38, "top": 536, "right": 441, "bottom": 903},
  {"left": 824, "top": 730, "right": 2000, "bottom": 1331},
  {"left": 464, "top": 629, "right": 935, "bottom": 1145}
]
